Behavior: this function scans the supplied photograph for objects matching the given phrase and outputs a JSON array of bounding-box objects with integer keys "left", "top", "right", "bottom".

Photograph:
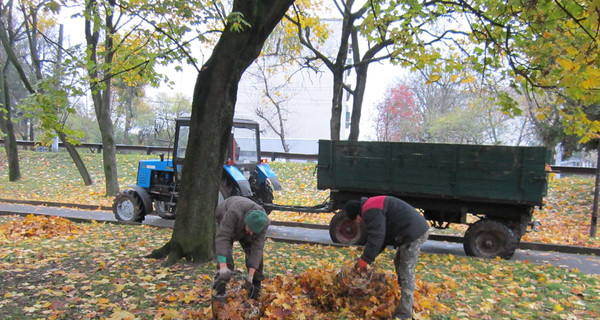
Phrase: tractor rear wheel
[
  {"left": 463, "top": 219, "right": 518, "bottom": 259},
  {"left": 329, "top": 210, "right": 367, "bottom": 245},
  {"left": 113, "top": 189, "right": 145, "bottom": 222},
  {"left": 255, "top": 182, "right": 274, "bottom": 214},
  {"left": 218, "top": 179, "right": 241, "bottom": 204}
]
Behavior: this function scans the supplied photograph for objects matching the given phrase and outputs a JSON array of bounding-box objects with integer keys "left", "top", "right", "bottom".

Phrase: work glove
[
  {"left": 242, "top": 274, "right": 254, "bottom": 295},
  {"left": 218, "top": 266, "right": 232, "bottom": 281},
  {"left": 354, "top": 258, "right": 368, "bottom": 272},
  {"left": 242, "top": 274, "right": 253, "bottom": 290}
]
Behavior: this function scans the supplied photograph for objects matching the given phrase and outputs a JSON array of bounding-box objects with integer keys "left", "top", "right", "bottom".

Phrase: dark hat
[
  {"left": 344, "top": 200, "right": 362, "bottom": 220},
  {"left": 245, "top": 210, "right": 268, "bottom": 233}
]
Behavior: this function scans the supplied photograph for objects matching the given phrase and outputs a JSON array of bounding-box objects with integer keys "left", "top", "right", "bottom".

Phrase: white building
[{"left": 234, "top": 19, "right": 352, "bottom": 154}]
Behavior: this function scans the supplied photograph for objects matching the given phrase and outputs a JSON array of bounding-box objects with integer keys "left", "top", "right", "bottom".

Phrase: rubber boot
[{"left": 249, "top": 280, "right": 261, "bottom": 299}]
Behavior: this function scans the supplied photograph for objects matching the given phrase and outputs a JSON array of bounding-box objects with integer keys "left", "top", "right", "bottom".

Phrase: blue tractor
[{"left": 112, "top": 117, "right": 282, "bottom": 222}]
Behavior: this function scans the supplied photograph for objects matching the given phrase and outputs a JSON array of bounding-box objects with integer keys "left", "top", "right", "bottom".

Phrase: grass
[
  {"left": 0, "top": 214, "right": 599, "bottom": 319},
  {"left": 1, "top": 149, "right": 600, "bottom": 319}
]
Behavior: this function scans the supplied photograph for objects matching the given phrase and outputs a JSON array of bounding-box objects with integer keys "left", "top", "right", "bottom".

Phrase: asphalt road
[{"left": 1, "top": 202, "right": 599, "bottom": 275}]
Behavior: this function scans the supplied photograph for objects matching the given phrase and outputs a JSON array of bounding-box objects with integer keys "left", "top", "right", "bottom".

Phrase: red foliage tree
[{"left": 374, "top": 82, "right": 422, "bottom": 142}]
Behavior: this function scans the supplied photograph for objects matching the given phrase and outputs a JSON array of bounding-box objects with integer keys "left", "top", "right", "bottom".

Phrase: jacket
[
  {"left": 215, "top": 196, "right": 269, "bottom": 269},
  {"left": 360, "top": 196, "right": 429, "bottom": 264}
]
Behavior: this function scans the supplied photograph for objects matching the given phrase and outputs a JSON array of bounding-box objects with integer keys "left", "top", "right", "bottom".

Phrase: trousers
[{"left": 393, "top": 230, "right": 429, "bottom": 319}]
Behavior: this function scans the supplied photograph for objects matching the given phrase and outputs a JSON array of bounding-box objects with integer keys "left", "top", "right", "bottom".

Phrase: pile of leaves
[
  {"left": 0, "top": 214, "right": 88, "bottom": 241},
  {"left": 210, "top": 261, "right": 446, "bottom": 319}
]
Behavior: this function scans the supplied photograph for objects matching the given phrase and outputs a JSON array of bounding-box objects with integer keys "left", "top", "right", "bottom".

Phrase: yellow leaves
[
  {"left": 0, "top": 214, "right": 88, "bottom": 240},
  {"left": 556, "top": 57, "right": 576, "bottom": 71},
  {"left": 425, "top": 74, "right": 441, "bottom": 84},
  {"left": 96, "top": 298, "right": 111, "bottom": 304},
  {"left": 107, "top": 310, "right": 137, "bottom": 320},
  {"left": 554, "top": 303, "right": 565, "bottom": 312}
]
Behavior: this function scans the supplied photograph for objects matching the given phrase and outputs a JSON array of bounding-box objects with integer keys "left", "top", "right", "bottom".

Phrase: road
[{"left": 1, "top": 201, "right": 599, "bottom": 275}]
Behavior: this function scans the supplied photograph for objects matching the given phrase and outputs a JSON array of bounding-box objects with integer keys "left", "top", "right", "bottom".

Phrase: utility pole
[{"left": 591, "top": 144, "right": 599, "bottom": 237}]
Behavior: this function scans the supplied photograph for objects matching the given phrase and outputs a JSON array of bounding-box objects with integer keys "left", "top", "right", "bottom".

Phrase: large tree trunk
[
  {"left": 149, "top": 0, "right": 294, "bottom": 265},
  {"left": 0, "top": 64, "right": 21, "bottom": 182}
]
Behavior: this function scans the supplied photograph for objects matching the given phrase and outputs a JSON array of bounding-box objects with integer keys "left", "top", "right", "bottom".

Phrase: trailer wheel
[
  {"left": 155, "top": 201, "right": 175, "bottom": 220},
  {"left": 113, "top": 189, "right": 145, "bottom": 222},
  {"left": 329, "top": 211, "right": 367, "bottom": 245},
  {"left": 464, "top": 219, "right": 518, "bottom": 259}
]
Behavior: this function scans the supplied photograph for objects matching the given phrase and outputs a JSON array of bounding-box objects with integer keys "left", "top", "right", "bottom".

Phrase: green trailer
[{"left": 316, "top": 140, "right": 550, "bottom": 259}]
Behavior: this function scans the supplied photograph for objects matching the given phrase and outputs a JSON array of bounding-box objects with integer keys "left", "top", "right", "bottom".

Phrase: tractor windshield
[
  {"left": 173, "top": 118, "right": 260, "bottom": 165},
  {"left": 231, "top": 126, "right": 259, "bottom": 164},
  {"left": 175, "top": 125, "right": 189, "bottom": 159}
]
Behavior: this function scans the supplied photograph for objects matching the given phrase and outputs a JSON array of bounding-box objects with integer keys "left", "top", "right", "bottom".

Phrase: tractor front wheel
[
  {"left": 113, "top": 189, "right": 145, "bottom": 223},
  {"left": 329, "top": 210, "right": 367, "bottom": 245}
]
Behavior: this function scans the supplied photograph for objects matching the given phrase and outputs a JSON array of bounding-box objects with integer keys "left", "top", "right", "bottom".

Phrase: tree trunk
[
  {"left": 94, "top": 93, "right": 120, "bottom": 196},
  {"left": 330, "top": 64, "right": 345, "bottom": 140},
  {"left": 0, "top": 64, "right": 21, "bottom": 182},
  {"left": 85, "top": 0, "right": 120, "bottom": 197},
  {"left": 149, "top": 0, "right": 294, "bottom": 265},
  {"left": 59, "top": 133, "right": 93, "bottom": 186},
  {"left": 328, "top": 13, "right": 354, "bottom": 141},
  {"left": 53, "top": 25, "right": 92, "bottom": 186},
  {"left": 347, "top": 62, "right": 369, "bottom": 141}
]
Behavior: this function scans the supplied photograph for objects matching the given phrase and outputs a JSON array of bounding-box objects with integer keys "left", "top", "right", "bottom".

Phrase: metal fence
[{"left": 2, "top": 139, "right": 318, "bottom": 162}]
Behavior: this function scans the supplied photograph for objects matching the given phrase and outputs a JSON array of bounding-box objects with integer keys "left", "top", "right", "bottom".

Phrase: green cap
[{"left": 245, "top": 210, "right": 267, "bottom": 233}]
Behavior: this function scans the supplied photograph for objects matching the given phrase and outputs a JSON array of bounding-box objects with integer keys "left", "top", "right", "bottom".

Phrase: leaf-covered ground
[
  {"left": 0, "top": 151, "right": 598, "bottom": 248},
  {"left": 1, "top": 214, "right": 599, "bottom": 319}
]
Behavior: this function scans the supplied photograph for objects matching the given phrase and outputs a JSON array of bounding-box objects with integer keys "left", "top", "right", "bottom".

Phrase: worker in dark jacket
[
  {"left": 214, "top": 196, "right": 269, "bottom": 299},
  {"left": 344, "top": 196, "right": 429, "bottom": 320}
]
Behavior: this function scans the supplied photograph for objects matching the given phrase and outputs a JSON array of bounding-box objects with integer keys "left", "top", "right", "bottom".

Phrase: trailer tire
[
  {"left": 329, "top": 211, "right": 367, "bottom": 245},
  {"left": 464, "top": 219, "right": 518, "bottom": 259},
  {"left": 113, "top": 189, "right": 145, "bottom": 223}
]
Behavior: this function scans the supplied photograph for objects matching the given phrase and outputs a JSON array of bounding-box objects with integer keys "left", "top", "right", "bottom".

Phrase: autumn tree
[
  {"left": 149, "top": 0, "right": 294, "bottom": 265},
  {"left": 112, "top": 78, "right": 147, "bottom": 145},
  {"left": 142, "top": 92, "right": 191, "bottom": 145},
  {"left": 245, "top": 35, "right": 299, "bottom": 153},
  {"left": 80, "top": 0, "right": 206, "bottom": 196},
  {"left": 0, "top": 0, "right": 22, "bottom": 182},
  {"left": 1, "top": 0, "right": 93, "bottom": 184}
]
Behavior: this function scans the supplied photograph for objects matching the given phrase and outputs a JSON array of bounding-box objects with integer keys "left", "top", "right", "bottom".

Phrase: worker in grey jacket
[
  {"left": 345, "top": 196, "right": 429, "bottom": 320},
  {"left": 214, "top": 196, "right": 269, "bottom": 299}
]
